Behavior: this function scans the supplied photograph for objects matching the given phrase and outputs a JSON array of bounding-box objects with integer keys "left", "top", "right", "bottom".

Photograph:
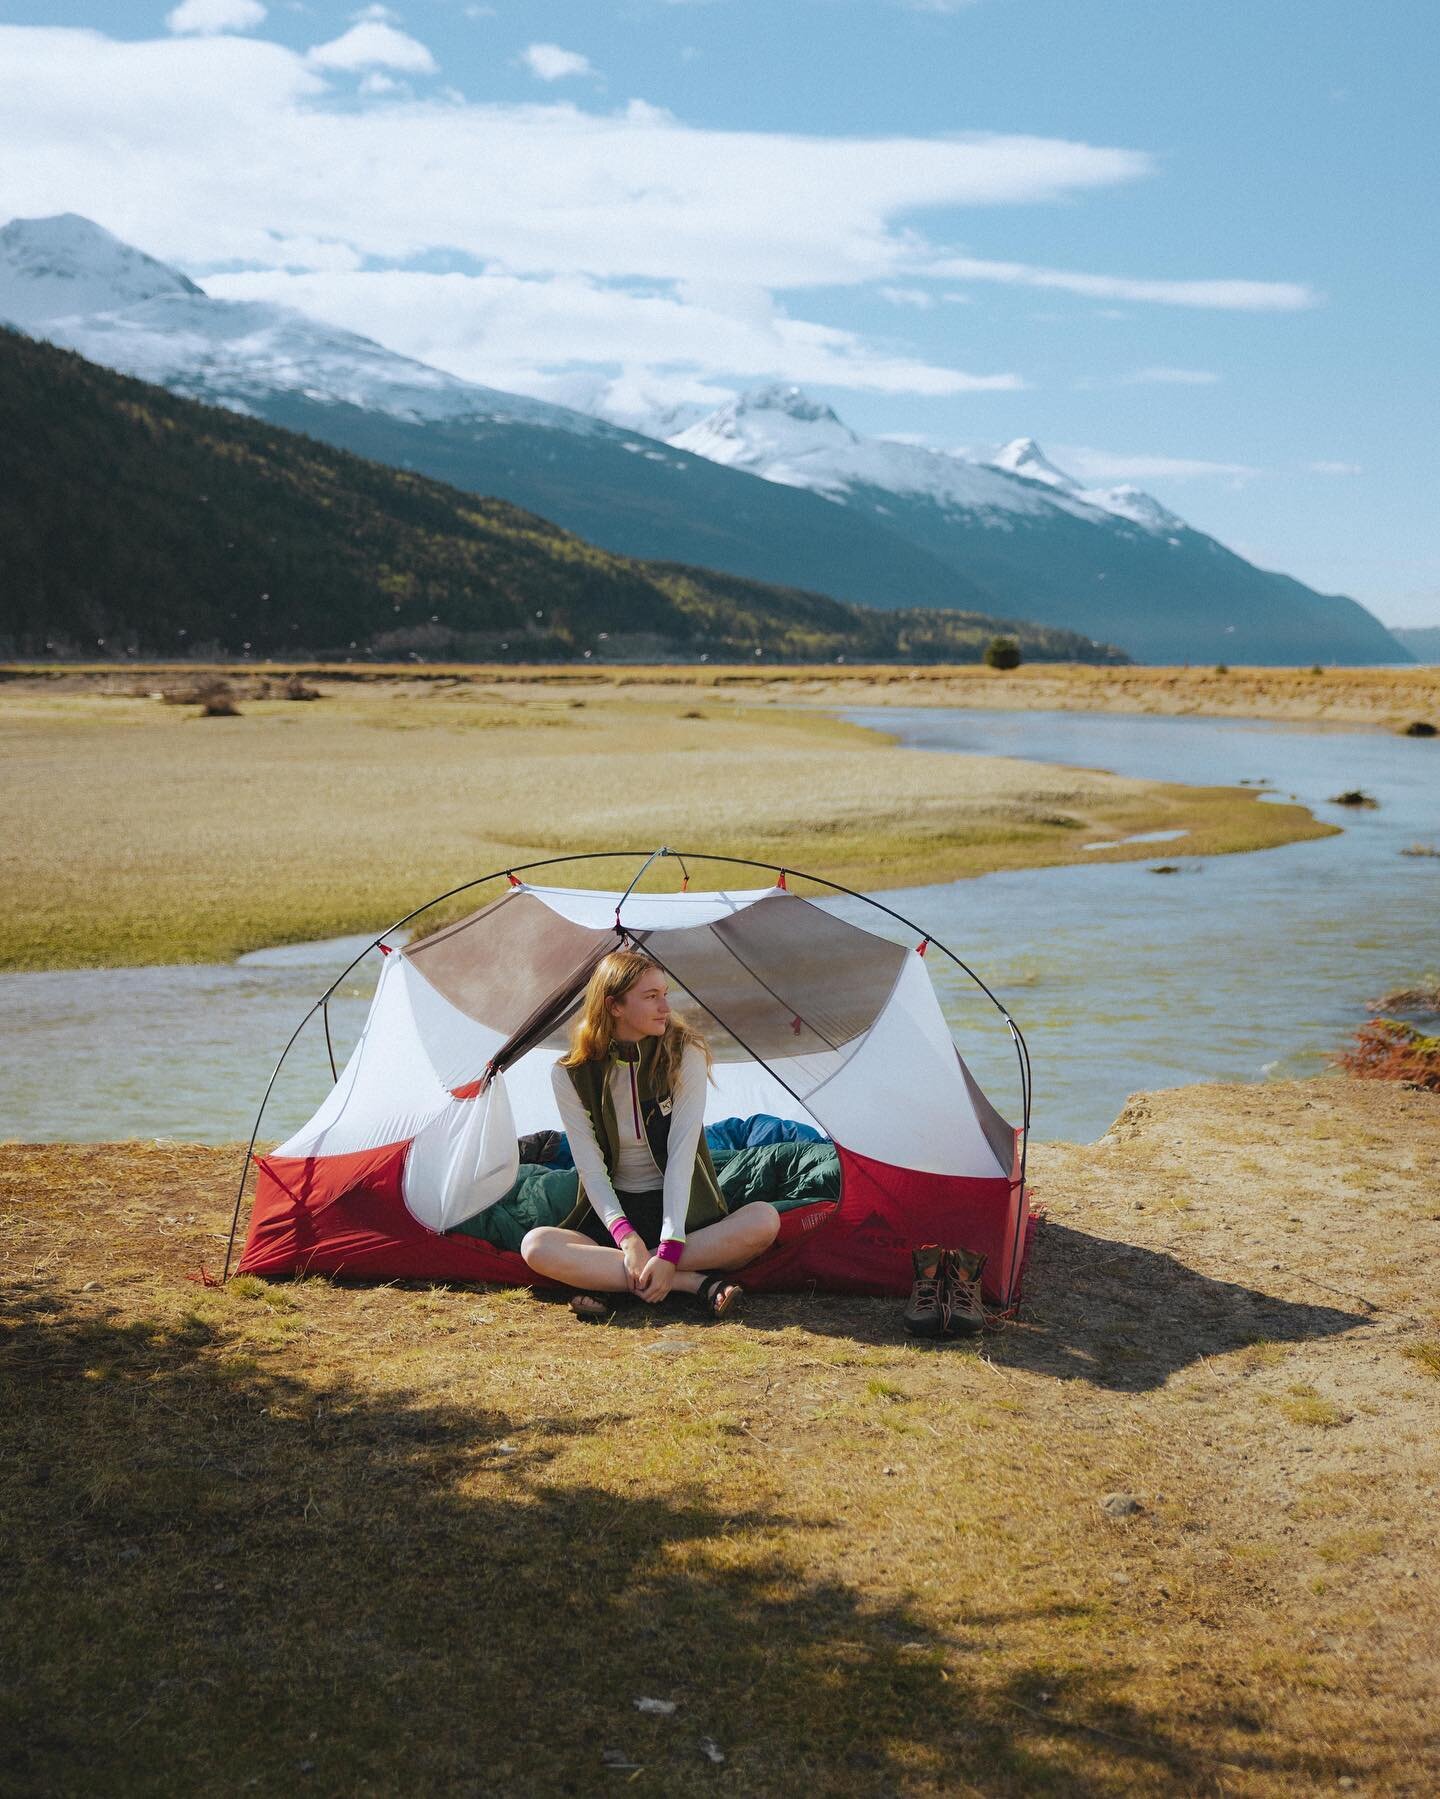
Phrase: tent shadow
[
  {"left": 2, "top": 1277, "right": 1350, "bottom": 1795},
  {"left": 992, "top": 1221, "right": 1370, "bottom": 1392},
  {"left": 666, "top": 1222, "right": 1372, "bottom": 1393}
]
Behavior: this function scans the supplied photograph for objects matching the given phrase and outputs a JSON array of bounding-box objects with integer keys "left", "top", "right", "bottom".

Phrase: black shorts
[{"left": 576, "top": 1189, "right": 667, "bottom": 1251}]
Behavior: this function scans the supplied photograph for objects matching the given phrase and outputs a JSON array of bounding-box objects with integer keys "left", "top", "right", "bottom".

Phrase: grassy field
[
  {"left": 4, "top": 1076, "right": 1437, "bottom": 1795},
  {"left": 0, "top": 672, "right": 1334, "bottom": 970}
]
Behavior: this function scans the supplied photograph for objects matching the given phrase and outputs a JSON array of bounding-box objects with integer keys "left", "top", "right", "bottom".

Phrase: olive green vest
[{"left": 561, "top": 1034, "right": 727, "bottom": 1237}]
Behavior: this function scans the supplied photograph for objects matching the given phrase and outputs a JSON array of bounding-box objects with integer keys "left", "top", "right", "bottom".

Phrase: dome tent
[{"left": 230, "top": 850, "right": 1033, "bottom": 1307}]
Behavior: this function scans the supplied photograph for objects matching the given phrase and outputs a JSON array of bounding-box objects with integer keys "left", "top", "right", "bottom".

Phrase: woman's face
[{"left": 608, "top": 970, "right": 671, "bottom": 1039}]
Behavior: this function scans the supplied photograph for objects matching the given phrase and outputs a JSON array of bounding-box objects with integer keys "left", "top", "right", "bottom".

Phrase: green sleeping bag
[{"left": 449, "top": 1140, "right": 841, "bottom": 1251}]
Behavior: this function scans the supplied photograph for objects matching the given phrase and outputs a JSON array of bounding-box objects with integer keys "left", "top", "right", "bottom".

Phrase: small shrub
[
  {"left": 984, "top": 636, "right": 1022, "bottom": 670},
  {"left": 195, "top": 679, "right": 240, "bottom": 717},
  {"left": 1214, "top": 663, "right": 1229, "bottom": 675},
  {"left": 1400, "top": 1339, "right": 1440, "bottom": 1378},
  {"left": 1400, "top": 843, "right": 1440, "bottom": 858},
  {"left": 1309, "top": 664, "right": 1324, "bottom": 676},
  {"left": 1329, "top": 789, "right": 1378, "bottom": 807},
  {"left": 1401, "top": 720, "right": 1437, "bottom": 737},
  {"left": 282, "top": 677, "right": 321, "bottom": 701},
  {"left": 1334, "top": 1018, "right": 1440, "bottom": 1091}
]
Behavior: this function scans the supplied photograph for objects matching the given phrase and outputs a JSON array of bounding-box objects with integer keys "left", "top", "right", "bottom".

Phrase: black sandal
[{"left": 693, "top": 1273, "right": 743, "bottom": 1319}]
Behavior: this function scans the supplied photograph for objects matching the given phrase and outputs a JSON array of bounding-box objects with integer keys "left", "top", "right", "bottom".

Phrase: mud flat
[{"left": 0, "top": 676, "right": 1331, "bottom": 970}]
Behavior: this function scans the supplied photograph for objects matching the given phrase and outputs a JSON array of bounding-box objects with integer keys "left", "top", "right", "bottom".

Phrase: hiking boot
[
  {"left": 942, "top": 1247, "right": 988, "bottom": 1336},
  {"left": 903, "top": 1245, "right": 950, "bottom": 1338}
]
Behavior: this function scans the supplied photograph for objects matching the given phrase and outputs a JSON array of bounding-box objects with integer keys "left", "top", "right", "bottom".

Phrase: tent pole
[
  {"left": 651, "top": 848, "right": 1034, "bottom": 1307},
  {"left": 224, "top": 848, "right": 721, "bottom": 1280}
]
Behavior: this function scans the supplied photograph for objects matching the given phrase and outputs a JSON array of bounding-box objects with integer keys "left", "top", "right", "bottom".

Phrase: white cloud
[
  {"left": 1307, "top": 460, "right": 1362, "bottom": 475},
  {"left": 166, "top": 0, "right": 266, "bottom": 33},
  {"left": 521, "top": 43, "right": 596, "bottom": 82},
  {"left": 204, "top": 265, "right": 1026, "bottom": 398},
  {"left": 307, "top": 22, "right": 437, "bottom": 73},
  {"left": 0, "top": 23, "right": 1312, "bottom": 403},
  {"left": 878, "top": 285, "right": 935, "bottom": 308},
  {"left": 359, "top": 71, "right": 401, "bottom": 95},
  {"left": 1057, "top": 446, "right": 1263, "bottom": 483},
  {"left": 352, "top": 5, "right": 401, "bottom": 20},
  {"left": 0, "top": 27, "right": 1153, "bottom": 290},
  {"left": 931, "top": 254, "right": 1318, "bottom": 312},
  {"left": 1124, "top": 366, "right": 1221, "bottom": 385}
]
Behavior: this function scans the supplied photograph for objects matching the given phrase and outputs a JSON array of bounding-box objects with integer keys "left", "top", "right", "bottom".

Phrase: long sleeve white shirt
[{"left": 550, "top": 1042, "right": 708, "bottom": 1245}]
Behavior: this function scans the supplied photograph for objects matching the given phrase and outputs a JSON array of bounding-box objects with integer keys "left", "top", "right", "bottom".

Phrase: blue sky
[{"left": 2, "top": 0, "right": 1435, "bottom": 626}]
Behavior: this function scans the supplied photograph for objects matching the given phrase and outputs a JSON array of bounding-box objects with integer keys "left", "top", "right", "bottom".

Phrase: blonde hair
[{"left": 560, "top": 948, "right": 712, "bottom": 1090}]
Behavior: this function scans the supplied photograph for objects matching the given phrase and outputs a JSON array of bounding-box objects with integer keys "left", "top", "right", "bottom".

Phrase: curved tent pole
[
  {"left": 225, "top": 845, "right": 1033, "bottom": 1298},
  {"left": 647, "top": 849, "right": 1035, "bottom": 1305},
  {"left": 222, "top": 847, "right": 693, "bottom": 1280}
]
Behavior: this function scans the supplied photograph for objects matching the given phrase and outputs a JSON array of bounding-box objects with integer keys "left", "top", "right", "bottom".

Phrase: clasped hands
[{"left": 621, "top": 1232, "right": 675, "bottom": 1302}]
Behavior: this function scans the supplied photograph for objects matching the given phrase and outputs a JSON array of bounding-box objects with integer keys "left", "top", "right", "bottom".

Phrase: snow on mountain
[
  {"left": 0, "top": 213, "right": 600, "bottom": 434},
  {"left": 988, "top": 436, "right": 1080, "bottom": 492},
  {"left": 664, "top": 389, "right": 1191, "bottom": 538},
  {"left": 0, "top": 213, "right": 201, "bottom": 327},
  {"left": 669, "top": 386, "right": 1148, "bottom": 531},
  {"left": 989, "top": 435, "right": 1186, "bottom": 533}
]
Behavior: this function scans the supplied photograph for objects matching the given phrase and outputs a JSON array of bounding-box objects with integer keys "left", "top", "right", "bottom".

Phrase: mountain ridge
[{"left": 0, "top": 324, "right": 1126, "bottom": 667}]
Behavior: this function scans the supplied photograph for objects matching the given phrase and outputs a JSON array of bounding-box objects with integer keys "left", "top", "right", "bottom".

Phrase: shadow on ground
[
  {"left": 591, "top": 1219, "right": 1368, "bottom": 1393},
  {"left": 0, "top": 1277, "right": 1348, "bottom": 1796}
]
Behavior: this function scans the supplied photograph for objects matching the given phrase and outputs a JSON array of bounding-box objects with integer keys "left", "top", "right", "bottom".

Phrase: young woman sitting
[{"left": 519, "top": 949, "right": 780, "bottom": 1320}]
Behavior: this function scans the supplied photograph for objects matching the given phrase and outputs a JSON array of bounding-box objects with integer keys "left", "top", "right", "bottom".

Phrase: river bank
[
  {"left": 4, "top": 1075, "right": 1436, "bottom": 1795},
  {"left": 8, "top": 659, "right": 1439, "bottom": 729},
  {"left": 0, "top": 679, "right": 1329, "bottom": 971}
]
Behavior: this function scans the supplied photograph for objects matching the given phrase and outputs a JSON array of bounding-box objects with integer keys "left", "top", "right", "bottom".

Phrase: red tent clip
[
  {"left": 506, "top": 872, "right": 521, "bottom": 888},
  {"left": 776, "top": 870, "right": 788, "bottom": 890},
  {"left": 916, "top": 938, "right": 930, "bottom": 957},
  {"left": 378, "top": 942, "right": 393, "bottom": 957}
]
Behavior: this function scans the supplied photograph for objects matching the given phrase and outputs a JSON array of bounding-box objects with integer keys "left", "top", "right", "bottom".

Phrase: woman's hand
[
  {"left": 635, "top": 1255, "right": 676, "bottom": 1303},
  {"left": 621, "top": 1233, "right": 649, "bottom": 1293}
]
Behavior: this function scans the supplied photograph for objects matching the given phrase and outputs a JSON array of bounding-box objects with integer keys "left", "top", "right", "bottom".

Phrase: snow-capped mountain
[
  {"left": 1, "top": 214, "right": 992, "bottom": 619},
  {"left": 1, "top": 215, "right": 1409, "bottom": 664},
  {"left": 988, "top": 436, "right": 1186, "bottom": 533},
  {"left": 0, "top": 213, "right": 592, "bottom": 432},
  {"left": 0, "top": 213, "right": 202, "bottom": 326},
  {"left": 667, "top": 385, "right": 1188, "bottom": 538},
  {"left": 657, "top": 384, "right": 1407, "bottom": 664}
]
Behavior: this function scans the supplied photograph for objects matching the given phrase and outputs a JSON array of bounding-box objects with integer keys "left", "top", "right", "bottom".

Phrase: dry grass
[
  {"left": 0, "top": 675, "right": 1330, "bottom": 970},
  {"left": 4, "top": 1076, "right": 1438, "bottom": 1794}
]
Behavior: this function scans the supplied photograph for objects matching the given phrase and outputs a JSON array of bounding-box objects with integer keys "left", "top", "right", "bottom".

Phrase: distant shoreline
[{"left": 5, "top": 658, "right": 1437, "bottom": 731}]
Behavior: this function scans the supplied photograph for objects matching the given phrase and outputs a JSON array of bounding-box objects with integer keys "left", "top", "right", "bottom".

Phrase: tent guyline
[{"left": 223, "top": 848, "right": 1033, "bottom": 1299}]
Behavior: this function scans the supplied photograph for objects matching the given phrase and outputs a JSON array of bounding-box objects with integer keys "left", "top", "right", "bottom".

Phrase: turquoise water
[{"left": 2, "top": 709, "right": 1435, "bottom": 1146}]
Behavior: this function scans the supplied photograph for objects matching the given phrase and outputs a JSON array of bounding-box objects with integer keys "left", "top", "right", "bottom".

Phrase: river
[{"left": 3, "top": 708, "right": 1435, "bottom": 1146}]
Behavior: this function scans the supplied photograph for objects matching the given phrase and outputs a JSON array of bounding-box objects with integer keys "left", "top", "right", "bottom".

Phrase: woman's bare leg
[
  {"left": 520, "top": 1226, "right": 703, "bottom": 1293},
  {"left": 677, "top": 1203, "right": 781, "bottom": 1273}
]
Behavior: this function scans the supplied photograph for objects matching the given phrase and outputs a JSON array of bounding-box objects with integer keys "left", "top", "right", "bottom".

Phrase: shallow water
[
  {"left": 836, "top": 708, "right": 1439, "bottom": 1140},
  {"left": 2, "top": 710, "right": 1435, "bottom": 1147}
]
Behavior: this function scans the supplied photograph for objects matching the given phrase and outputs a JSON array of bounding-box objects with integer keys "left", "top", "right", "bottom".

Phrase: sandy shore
[{"left": 4, "top": 1074, "right": 1436, "bottom": 1793}]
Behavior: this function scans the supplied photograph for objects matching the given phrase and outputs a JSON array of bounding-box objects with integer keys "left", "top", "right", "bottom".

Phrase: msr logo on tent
[{"left": 852, "top": 1211, "right": 907, "bottom": 1250}]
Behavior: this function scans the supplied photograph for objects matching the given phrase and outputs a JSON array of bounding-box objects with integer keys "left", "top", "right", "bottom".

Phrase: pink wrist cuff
[
  {"left": 609, "top": 1219, "right": 635, "bottom": 1246},
  {"left": 656, "top": 1240, "right": 684, "bottom": 1265}
]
